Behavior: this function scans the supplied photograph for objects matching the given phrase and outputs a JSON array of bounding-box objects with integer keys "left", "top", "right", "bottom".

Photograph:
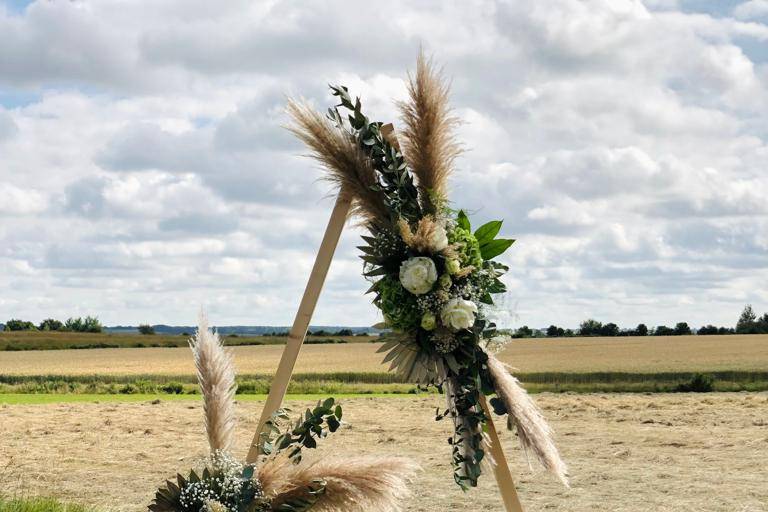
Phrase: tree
[
  {"left": 758, "top": 313, "right": 768, "bottom": 334},
  {"left": 698, "top": 325, "right": 719, "bottom": 335},
  {"left": 736, "top": 304, "right": 758, "bottom": 334},
  {"left": 636, "top": 323, "right": 648, "bottom": 336},
  {"left": 674, "top": 322, "right": 692, "bottom": 336},
  {"left": 38, "top": 318, "right": 63, "bottom": 331},
  {"left": 513, "top": 325, "right": 533, "bottom": 338},
  {"left": 65, "top": 316, "right": 103, "bottom": 333},
  {"left": 599, "top": 322, "right": 619, "bottom": 337},
  {"left": 138, "top": 324, "right": 156, "bottom": 335},
  {"left": 578, "top": 319, "right": 603, "bottom": 337},
  {"left": 546, "top": 325, "right": 565, "bottom": 337},
  {"left": 3, "top": 319, "right": 36, "bottom": 331},
  {"left": 654, "top": 325, "right": 675, "bottom": 336}
]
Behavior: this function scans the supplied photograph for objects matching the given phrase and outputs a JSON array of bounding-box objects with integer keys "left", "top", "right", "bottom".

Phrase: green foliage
[
  {"left": 735, "top": 304, "right": 768, "bottom": 334},
  {"left": 0, "top": 497, "right": 93, "bottom": 512},
  {"left": 138, "top": 324, "right": 156, "bottom": 335},
  {"left": 149, "top": 458, "right": 269, "bottom": 512},
  {"left": 578, "top": 319, "right": 603, "bottom": 336},
  {"left": 64, "top": 316, "right": 103, "bottom": 333},
  {"left": 260, "top": 398, "right": 343, "bottom": 462},
  {"left": 3, "top": 319, "right": 37, "bottom": 331},
  {"left": 438, "top": 341, "right": 495, "bottom": 490},
  {"left": 674, "top": 373, "right": 714, "bottom": 393},
  {"left": 653, "top": 325, "right": 676, "bottom": 336},
  {"left": 447, "top": 225, "right": 483, "bottom": 268},
  {"left": 512, "top": 325, "right": 533, "bottom": 338},
  {"left": 374, "top": 276, "right": 420, "bottom": 331},
  {"left": 38, "top": 318, "right": 63, "bottom": 331},
  {"left": 329, "top": 84, "right": 421, "bottom": 224},
  {"left": 472, "top": 218, "right": 515, "bottom": 260},
  {"left": 546, "top": 325, "right": 565, "bottom": 337},
  {"left": 600, "top": 322, "right": 619, "bottom": 337}
]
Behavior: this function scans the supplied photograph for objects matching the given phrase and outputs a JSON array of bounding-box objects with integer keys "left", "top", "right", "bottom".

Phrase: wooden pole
[
  {"left": 246, "top": 193, "right": 352, "bottom": 463},
  {"left": 480, "top": 394, "right": 525, "bottom": 512}
]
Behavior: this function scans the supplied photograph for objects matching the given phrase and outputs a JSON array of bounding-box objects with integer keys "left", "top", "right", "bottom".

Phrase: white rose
[
  {"left": 441, "top": 298, "right": 478, "bottom": 331},
  {"left": 430, "top": 224, "right": 449, "bottom": 252},
  {"left": 399, "top": 257, "right": 438, "bottom": 295}
]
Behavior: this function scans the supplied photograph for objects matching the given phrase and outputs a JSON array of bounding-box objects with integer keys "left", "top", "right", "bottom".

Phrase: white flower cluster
[
  {"left": 178, "top": 452, "right": 262, "bottom": 512},
  {"left": 399, "top": 254, "right": 481, "bottom": 334},
  {"left": 179, "top": 480, "right": 221, "bottom": 510}
]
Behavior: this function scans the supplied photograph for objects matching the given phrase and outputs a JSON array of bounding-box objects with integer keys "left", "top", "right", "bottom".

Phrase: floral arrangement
[
  {"left": 288, "top": 54, "right": 568, "bottom": 489},
  {"left": 150, "top": 315, "right": 417, "bottom": 512}
]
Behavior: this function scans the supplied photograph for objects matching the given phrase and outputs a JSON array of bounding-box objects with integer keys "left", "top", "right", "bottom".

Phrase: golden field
[
  {"left": 1, "top": 334, "right": 766, "bottom": 376},
  {"left": 1, "top": 393, "right": 766, "bottom": 512}
]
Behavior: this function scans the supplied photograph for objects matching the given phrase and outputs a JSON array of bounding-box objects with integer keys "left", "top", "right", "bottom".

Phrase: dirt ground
[{"left": 1, "top": 393, "right": 767, "bottom": 511}]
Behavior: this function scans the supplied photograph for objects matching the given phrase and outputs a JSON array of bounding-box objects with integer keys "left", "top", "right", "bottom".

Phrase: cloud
[
  {"left": 734, "top": 0, "right": 768, "bottom": 20},
  {"left": 0, "top": 0, "right": 766, "bottom": 328},
  {"left": 0, "top": 182, "right": 46, "bottom": 215},
  {"left": 0, "top": 108, "right": 17, "bottom": 140}
]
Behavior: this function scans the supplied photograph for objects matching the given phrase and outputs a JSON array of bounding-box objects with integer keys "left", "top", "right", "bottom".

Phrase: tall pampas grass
[
  {"left": 189, "top": 313, "right": 237, "bottom": 454},
  {"left": 398, "top": 52, "right": 462, "bottom": 211},
  {"left": 258, "top": 452, "right": 418, "bottom": 512},
  {"left": 485, "top": 352, "right": 569, "bottom": 486},
  {"left": 286, "top": 99, "right": 389, "bottom": 227}
]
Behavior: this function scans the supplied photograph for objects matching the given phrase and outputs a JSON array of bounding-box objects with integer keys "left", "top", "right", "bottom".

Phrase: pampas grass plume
[
  {"left": 259, "top": 452, "right": 418, "bottom": 512},
  {"left": 486, "top": 351, "right": 569, "bottom": 486},
  {"left": 189, "top": 312, "right": 237, "bottom": 454}
]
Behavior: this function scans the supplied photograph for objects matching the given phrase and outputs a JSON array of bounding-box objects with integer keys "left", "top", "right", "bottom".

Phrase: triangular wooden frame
[{"left": 245, "top": 187, "right": 524, "bottom": 512}]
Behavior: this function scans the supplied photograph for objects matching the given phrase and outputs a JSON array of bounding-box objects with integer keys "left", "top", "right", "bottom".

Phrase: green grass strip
[
  {"left": 0, "top": 393, "right": 418, "bottom": 405},
  {"left": 0, "top": 497, "right": 94, "bottom": 512}
]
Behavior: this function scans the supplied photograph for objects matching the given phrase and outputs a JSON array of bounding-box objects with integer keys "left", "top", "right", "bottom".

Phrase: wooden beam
[
  {"left": 480, "top": 394, "right": 525, "bottom": 512},
  {"left": 246, "top": 193, "right": 352, "bottom": 463}
]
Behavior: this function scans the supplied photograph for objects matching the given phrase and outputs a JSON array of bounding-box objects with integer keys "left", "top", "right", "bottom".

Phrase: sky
[{"left": 0, "top": 0, "right": 766, "bottom": 329}]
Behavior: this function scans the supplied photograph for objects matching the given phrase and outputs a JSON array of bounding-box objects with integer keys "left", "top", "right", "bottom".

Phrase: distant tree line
[
  {"left": 5, "top": 305, "right": 767, "bottom": 338},
  {"left": 2, "top": 316, "right": 103, "bottom": 333},
  {"left": 513, "top": 304, "right": 768, "bottom": 338}
]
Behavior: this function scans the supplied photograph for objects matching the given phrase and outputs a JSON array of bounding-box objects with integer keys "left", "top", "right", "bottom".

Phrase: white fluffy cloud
[{"left": 0, "top": 0, "right": 766, "bottom": 328}]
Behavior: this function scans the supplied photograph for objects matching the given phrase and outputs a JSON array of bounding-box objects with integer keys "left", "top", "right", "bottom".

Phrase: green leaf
[
  {"left": 487, "top": 279, "right": 506, "bottom": 294},
  {"left": 489, "top": 397, "right": 508, "bottom": 416},
  {"left": 480, "top": 239, "right": 515, "bottom": 260},
  {"left": 473, "top": 220, "right": 502, "bottom": 245},
  {"left": 457, "top": 210, "right": 471, "bottom": 231}
]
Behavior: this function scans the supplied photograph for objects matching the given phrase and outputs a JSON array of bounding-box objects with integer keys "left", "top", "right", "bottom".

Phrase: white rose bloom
[
  {"left": 430, "top": 224, "right": 449, "bottom": 252},
  {"left": 441, "top": 298, "right": 478, "bottom": 331},
  {"left": 399, "top": 257, "right": 438, "bottom": 295}
]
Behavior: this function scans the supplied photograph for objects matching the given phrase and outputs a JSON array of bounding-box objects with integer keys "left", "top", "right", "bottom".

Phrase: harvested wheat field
[
  {"left": 1, "top": 393, "right": 767, "bottom": 512},
  {"left": 2, "top": 335, "right": 767, "bottom": 376}
]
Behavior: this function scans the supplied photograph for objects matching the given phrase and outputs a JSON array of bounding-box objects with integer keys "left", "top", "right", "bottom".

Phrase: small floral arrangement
[
  {"left": 149, "top": 315, "right": 416, "bottom": 512},
  {"left": 288, "top": 54, "right": 568, "bottom": 489}
]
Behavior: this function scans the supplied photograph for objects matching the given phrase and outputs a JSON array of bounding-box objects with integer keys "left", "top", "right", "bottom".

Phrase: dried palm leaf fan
[
  {"left": 149, "top": 314, "right": 417, "bottom": 512},
  {"left": 286, "top": 52, "right": 568, "bottom": 496}
]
